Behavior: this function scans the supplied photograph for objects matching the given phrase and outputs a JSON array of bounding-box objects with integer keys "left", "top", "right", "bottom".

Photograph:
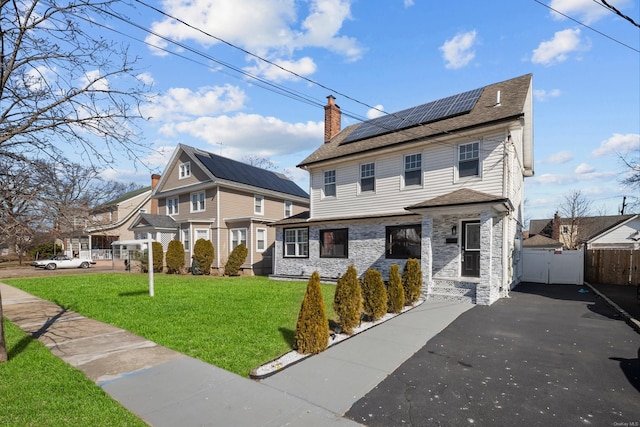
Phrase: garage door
[{"left": 522, "top": 249, "right": 584, "bottom": 285}]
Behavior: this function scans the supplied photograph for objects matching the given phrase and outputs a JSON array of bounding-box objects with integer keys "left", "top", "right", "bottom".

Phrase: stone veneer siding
[{"left": 274, "top": 210, "right": 509, "bottom": 305}]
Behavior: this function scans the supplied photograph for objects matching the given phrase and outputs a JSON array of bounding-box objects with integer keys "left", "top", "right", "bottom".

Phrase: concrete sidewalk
[{"left": 0, "top": 282, "right": 472, "bottom": 426}]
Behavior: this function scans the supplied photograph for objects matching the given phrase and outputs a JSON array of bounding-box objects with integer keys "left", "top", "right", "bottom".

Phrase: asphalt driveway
[{"left": 346, "top": 283, "right": 640, "bottom": 427}]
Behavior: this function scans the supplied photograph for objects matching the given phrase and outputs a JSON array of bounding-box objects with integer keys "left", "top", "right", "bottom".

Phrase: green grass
[
  {"left": 4, "top": 274, "right": 336, "bottom": 376},
  {"left": 0, "top": 320, "right": 146, "bottom": 427}
]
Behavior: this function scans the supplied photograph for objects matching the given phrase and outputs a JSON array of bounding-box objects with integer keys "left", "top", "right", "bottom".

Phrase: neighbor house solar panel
[{"left": 341, "top": 87, "right": 484, "bottom": 144}]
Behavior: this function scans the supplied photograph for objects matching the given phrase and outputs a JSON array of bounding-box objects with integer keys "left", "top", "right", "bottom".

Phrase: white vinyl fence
[{"left": 522, "top": 249, "right": 584, "bottom": 285}]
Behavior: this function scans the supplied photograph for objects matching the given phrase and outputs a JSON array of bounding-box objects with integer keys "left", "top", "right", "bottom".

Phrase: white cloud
[
  {"left": 530, "top": 173, "right": 574, "bottom": 185},
  {"left": 533, "top": 88, "right": 561, "bottom": 102},
  {"left": 162, "top": 113, "right": 323, "bottom": 157},
  {"left": 141, "top": 84, "right": 247, "bottom": 121},
  {"left": 244, "top": 56, "right": 317, "bottom": 82},
  {"left": 404, "top": 0, "right": 414, "bottom": 7},
  {"left": 81, "top": 70, "right": 109, "bottom": 91},
  {"left": 531, "top": 28, "right": 584, "bottom": 66},
  {"left": 592, "top": 133, "right": 640, "bottom": 157},
  {"left": 136, "top": 72, "right": 155, "bottom": 86},
  {"left": 26, "top": 66, "right": 57, "bottom": 91},
  {"left": 440, "top": 30, "right": 478, "bottom": 69},
  {"left": 366, "top": 105, "right": 385, "bottom": 119},
  {"left": 545, "top": 150, "right": 573, "bottom": 163},
  {"left": 548, "top": 0, "right": 631, "bottom": 25},
  {"left": 145, "top": 0, "right": 362, "bottom": 69},
  {"left": 575, "top": 163, "right": 595, "bottom": 174}
]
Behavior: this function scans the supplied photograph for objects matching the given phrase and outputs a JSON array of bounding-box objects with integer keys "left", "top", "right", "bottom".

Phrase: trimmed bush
[
  {"left": 165, "top": 240, "right": 185, "bottom": 274},
  {"left": 193, "top": 238, "right": 215, "bottom": 275},
  {"left": 225, "top": 243, "right": 248, "bottom": 276},
  {"left": 402, "top": 258, "right": 422, "bottom": 305},
  {"left": 387, "top": 264, "right": 405, "bottom": 314},
  {"left": 333, "top": 265, "right": 363, "bottom": 335},
  {"left": 294, "top": 271, "right": 329, "bottom": 354},
  {"left": 361, "top": 268, "right": 388, "bottom": 321},
  {"left": 140, "top": 241, "right": 164, "bottom": 273}
]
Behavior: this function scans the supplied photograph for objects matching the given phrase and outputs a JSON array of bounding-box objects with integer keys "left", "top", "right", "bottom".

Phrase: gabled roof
[
  {"left": 155, "top": 144, "right": 308, "bottom": 200},
  {"left": 530, "top": 214, "right": 636, "bottom": 241},
  {"left": 129, "top": 213, "right": 178, "bottom": 231},
  {"left": 299, "top": 74, "right": 532, "bottom": 168},
  {"left": 91, "top": 186, "right": 151, "bottom": 212}
]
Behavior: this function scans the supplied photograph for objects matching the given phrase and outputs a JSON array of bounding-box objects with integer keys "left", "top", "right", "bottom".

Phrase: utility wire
[
  {"left": 533, "top": 0, "right": 640, "bottom": 53},
  {"left": 595, "top": 0, "right": 640, "bottom": 28}
]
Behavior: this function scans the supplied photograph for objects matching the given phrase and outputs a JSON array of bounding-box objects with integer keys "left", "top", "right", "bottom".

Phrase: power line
[
  {"left": 595, "top": 0, "right": 640, "bottom": 28},
  {"left": 532, "top": 0, "right": 640, "bottom": 53}
]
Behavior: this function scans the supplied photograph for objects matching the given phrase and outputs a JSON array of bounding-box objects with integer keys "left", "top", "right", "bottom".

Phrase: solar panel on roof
[{"left": 341, "top": 87, "right": 484, "bottom": 144}]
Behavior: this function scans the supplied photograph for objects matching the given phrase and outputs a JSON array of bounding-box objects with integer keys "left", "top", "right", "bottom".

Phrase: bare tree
[
  {"left": 558, "top": 190, "right": 593, "bottom": 249},
  {"left": 0, "top": 0, "right": 150, "bottom": 362},
  {"left": 619, "top": 148, "right": 640, "bottom": 212},
  {"left": 0, "top": 0, "right": 150, "bottom": 165}
]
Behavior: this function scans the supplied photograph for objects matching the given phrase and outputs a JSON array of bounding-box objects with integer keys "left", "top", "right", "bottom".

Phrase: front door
[{"left": 461, "top": 221, "right": 480, "bottom": 277}]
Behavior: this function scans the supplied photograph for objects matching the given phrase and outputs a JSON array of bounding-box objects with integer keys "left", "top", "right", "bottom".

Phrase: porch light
[{"left": 451, "top": 225, "right": 457, "bottom": 236}]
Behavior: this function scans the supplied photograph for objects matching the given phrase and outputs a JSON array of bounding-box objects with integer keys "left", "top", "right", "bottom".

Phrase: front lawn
[
  {"left": 3, "top": 274, "right": 336, "bottom": 376},
  {"left": 0, "top": 320, "right": 146, "bottom": 427}
]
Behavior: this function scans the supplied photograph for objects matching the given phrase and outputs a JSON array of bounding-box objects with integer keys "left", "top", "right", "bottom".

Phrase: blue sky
[{"left": 95, "top": 0, "right": 639, "bottom": 225}]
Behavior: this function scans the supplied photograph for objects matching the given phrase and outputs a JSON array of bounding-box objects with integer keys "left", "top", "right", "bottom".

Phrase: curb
[{"left": 584, "top": 282, "right": 640, "bottom": 334}]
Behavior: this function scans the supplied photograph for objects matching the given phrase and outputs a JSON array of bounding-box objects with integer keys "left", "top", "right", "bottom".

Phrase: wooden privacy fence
[{"left": 585, "top": 249, "right": 640, "bottom": 285}]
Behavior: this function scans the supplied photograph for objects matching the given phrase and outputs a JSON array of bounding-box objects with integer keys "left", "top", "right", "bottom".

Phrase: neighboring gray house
[{"left": 271, "top": 74, "right": 535, "bottom": 305}]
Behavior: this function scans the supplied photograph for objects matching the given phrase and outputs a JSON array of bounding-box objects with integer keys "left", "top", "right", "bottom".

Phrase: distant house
[
  {"left": 587, "top": 214, "right": 640, "bottom": 250},
  {"left": 129, "top": 144, "right": 309, "bottom": 275},
  {"left": 70, "top": 180, "right": 156, "bottom": 259},
  {"left": 271, "top": 74, "right": 535, "bottom": 305},
  {"left": 529, "top": 213, "right": 636, "bottom": 250},
  {"left": 523, "top": 234, "right": 564, "bottom": 250}
]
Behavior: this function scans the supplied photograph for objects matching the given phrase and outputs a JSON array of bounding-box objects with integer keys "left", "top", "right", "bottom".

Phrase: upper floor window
[
  {"left": 284, "top": 200, "right": 292, "bottom": 217},
  {"left": 167, "top": 197, "right": 179, "bottom": 215},
  {"left": 320, "top": 229, "right": 349, "bottom": 258},
  {"left": 360, "top": 163, "right": 375, "bottom": 193},
  {"left": 191, "top": 191, "right": 205, "bottom": 212},
  {"left": 404, "top": 153, "right": 422, "bottom": 187},
  {"left": 231, "top": 228, "right": 247, "bottom": 250},
  {"left": 458, "top": 142, "right": 480, "bottom": 177},
  {"left": 284, "top": 227, "right": 309, "bottom": 258},
  {"left": 385, "top": 224, "right": 421, "bottom": 259},
  {"left": 179, "top": 162, "right": 191, "bottom": 179},
  {"left": 139, "top": 209, "right": 147, "bottom": 214},
  {"left": 324, "top": 170, "right": 336, "bottom": 198},
  {"left": 254, "top": 195, "right": 264, "bottom": 215},
  {"left": 256, "top": 228, "right": 267, "bottom": 252}
]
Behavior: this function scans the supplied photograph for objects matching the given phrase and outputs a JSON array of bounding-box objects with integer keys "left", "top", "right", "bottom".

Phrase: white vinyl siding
[{"left": 310, "top": 133, "right": 505, "bottom": 219}]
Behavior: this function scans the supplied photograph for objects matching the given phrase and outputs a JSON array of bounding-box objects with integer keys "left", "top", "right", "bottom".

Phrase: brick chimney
[
  {"left": 151, "top": 174, "right": 161, "bottom": 215},
  {"left": 552, "top": 211, "right": 560, "bottom": 241},
  {"left": 324, "top": 95, "right": 341, "bottom": 143}
]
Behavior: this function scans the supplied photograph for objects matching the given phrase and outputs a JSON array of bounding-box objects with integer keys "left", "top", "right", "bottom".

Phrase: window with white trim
[
  {"left": 179, "top": 162, "right": 191, "bottom": 179},
  {"left": 195, "top": 229, "right": 209, "bottom": 241},
  {"left": 284, "top": 200, "right": 292, "bottom": 217},
  {"left": 256, "top": 228, "right": 267, "bottom": 252},
  {"left": 254, "top": 195, "right": 264, "bottom": 215},
  {"left": 284, "top": 228, "right": 308, "bottom": 258},
  {"left": 458, "top": 142, "right": 480, "bottom": 178},
  {"left": 182, "top": 229, "right": 190, "bottom": 251},
  {"left": 360, "top": 163, "right": 375, "bottom": 193},
  {"left": 230, "top": 228, "right": 247, "bottom": 250},
  {"left": 324, "top": 170, "right": 336, "bottom": 197},
  {"left": 191, "top": 191, "right": 205, "bottom": 212},
  {"left": 167, "top": 197, "right": 179, "bottom": 215},
  {"left": 404, "top": 153, "right": 422, "bottom": 187}
]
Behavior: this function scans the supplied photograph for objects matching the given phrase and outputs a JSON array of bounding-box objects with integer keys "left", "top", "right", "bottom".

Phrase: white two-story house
[{"left": 271, "top": 74, "right": 534, "bottom": 305}]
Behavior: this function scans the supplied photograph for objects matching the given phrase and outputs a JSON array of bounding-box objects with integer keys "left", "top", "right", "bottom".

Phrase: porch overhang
[{"left": 404, "top": 188, "right": 513, "bottom": 215}]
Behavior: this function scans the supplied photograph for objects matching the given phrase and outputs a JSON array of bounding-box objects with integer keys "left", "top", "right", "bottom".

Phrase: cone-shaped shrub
[
  {"left": 152, "top": 241, "right": 164, "bottom": 273},
  {"left": 333, "top": 265, "right": 363, "bottom": 335},
  {"left": 225, "top": 243, "right": 248, "bottom": 276},
  {"left": 387, "top": 264, "right": 405, "bottom": 313},
  {"left": 402, "top": 258, "right": 422, "bottom": 305},
  {"left": 166, "top": 240, "right": 185, "bottom": 274},
  {"left": 361, "top": 268, "right": 388, "bottom": 321},
  {"left": 294, "top": 271, "right": 329, "bottom": 354},
  {"left": 193, "top": 238, "right": 215, "bottom": 275}
]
